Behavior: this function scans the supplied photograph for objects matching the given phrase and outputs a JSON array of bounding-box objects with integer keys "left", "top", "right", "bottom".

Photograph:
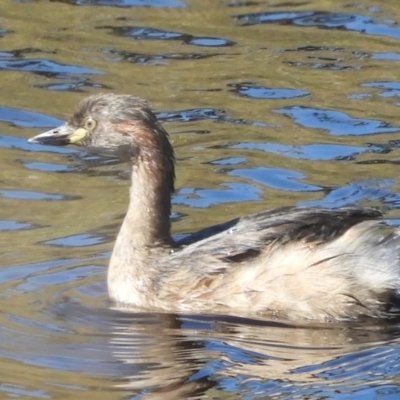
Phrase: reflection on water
[
  {"left": 2, "top": 0, "right": 400, "bottom": 398},
  {"left": 103, "top": 311, "right": 400, "bottom": 399}
]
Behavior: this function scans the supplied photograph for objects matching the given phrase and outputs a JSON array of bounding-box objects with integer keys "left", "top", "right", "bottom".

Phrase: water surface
[{"left": 2, "top": 0, "right": 400, "bottom": 398}]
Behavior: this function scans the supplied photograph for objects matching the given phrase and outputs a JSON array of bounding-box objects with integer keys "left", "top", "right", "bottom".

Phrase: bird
[{"left": 28, "top": 93, "right": 400, "bottom": 321}]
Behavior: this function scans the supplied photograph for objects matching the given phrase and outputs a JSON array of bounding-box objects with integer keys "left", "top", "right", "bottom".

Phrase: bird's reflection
[
  {"left": 107, "top": 309, "right": 400, "bottom": 399},
  {"left": 108, "top": 311, "right": 214, "bottom": 399}
]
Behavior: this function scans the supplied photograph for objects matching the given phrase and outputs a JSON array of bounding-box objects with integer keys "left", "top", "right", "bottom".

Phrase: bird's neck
[
  {"left": 119, "top": 152, "right": 174, "bottom": 250},
  {"left": 108, "top": 150, "right": 174, "bottom": 304}
]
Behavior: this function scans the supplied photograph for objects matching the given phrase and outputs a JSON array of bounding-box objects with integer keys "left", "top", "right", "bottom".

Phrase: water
[{"left": 1, "top": 0, "right": 400, "bottom": 398}]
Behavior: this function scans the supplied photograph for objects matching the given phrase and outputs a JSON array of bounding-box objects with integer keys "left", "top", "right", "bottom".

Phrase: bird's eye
[{"left": 84, "top": 117, "right": 97, "bottom": 131}]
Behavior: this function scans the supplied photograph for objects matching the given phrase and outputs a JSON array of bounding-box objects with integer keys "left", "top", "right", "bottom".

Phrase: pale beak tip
[{"left": 27, "top": 124, "right": 74, "bottom": 146}]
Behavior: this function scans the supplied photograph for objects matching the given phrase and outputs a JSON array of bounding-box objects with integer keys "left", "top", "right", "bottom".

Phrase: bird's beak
[{"left": 28, "top": 124, "right": 87, "bottom": 146}]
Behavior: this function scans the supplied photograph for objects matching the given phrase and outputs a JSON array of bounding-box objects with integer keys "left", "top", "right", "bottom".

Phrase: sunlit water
[{"left": 2, "top": 0, "right": 400, "bottom": 398}]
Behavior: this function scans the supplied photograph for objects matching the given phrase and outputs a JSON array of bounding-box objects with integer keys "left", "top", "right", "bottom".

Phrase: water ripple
[
  {"left": 101, "top": 47, "right": 219, "bottom": 64},
  {"left": 0, "top": 107, "right": 62, "bottom": 129},
  {"left": 231, "top": 142, "right": 388, "bottom": 161},
  {"left": 37, "top": 0, "right": 185, "bottom": 6},
  {"left": 0, "top": 190, "right": 79, "bottom": 201},
  {"left": 0, "top": 58, "right": 102, "bottom": 76},
  {"left": 275, "top": 106, "right": 400, "bottom": 136},
  {"left": 230, "top": 167, "right": 321, "bottom": 192},
  {"left": 229, "top": 82, "right": 309, "bottom": 99},
  {"left": 174, "top": 182, "right": 261, "bottom": 208},
  {"left": 0, "top": 220, "right": 35, "bottom": 231},
  {"left": 99, "top": 25, "right": 235, "bottom": 47},
  {"left": 235, "top": 11, "right": 400, "bottom": 41}
]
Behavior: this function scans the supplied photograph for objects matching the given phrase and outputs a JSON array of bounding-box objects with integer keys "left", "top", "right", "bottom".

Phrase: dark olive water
[{"left": 2, "top": 0, "right": 400, "bottom": 398}]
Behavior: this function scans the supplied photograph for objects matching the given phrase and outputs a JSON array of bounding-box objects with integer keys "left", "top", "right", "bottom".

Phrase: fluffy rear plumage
[{"left": 161, "top": 207, "right": 400, "bottom": 320}]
